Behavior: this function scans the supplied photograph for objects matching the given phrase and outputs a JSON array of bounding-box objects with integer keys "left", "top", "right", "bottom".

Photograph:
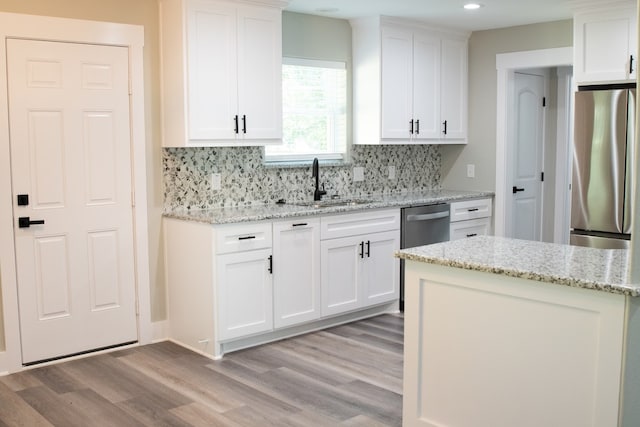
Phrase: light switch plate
[
  {"left": 466, "top": 164, "right": 475, "bottom": 178},
  {"left": 388, "top": 165, "right": 396, "bottom": 180},
  {"left": 353, "top": 167, "right": 364, "bottom": 182},
  {"left": 211, "top": 173, "right": 222, "bottom": 190}
]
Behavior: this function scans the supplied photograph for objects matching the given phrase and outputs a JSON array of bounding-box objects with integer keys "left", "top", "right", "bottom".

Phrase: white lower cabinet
[
  {"left": 450, "top": 217, "right": 491, "bottom": 240},
  {"left": 272, "top": 218, "right": 321, "bottom": 328},
  {"left": 216, "top": 248, "right": 273, "bottom": 341},
  {"left": 449, "top": 198, "right": 493, "bottom": 240},
  {"left": 321, "top": 209, "right": 400, "bottom": 316}
]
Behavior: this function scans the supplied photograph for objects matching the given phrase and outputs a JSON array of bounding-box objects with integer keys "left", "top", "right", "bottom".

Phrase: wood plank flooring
[{"left": 0, "top": 314, "right": 403, "bottom": 426}]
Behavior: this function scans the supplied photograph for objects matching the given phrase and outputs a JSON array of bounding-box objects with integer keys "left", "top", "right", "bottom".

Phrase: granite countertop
[
  {"left": 396, "top": 235, "right": 639, "bottom": 297},
  {"left": 163, "top": 189, "right": 494, "bottom": 224}
]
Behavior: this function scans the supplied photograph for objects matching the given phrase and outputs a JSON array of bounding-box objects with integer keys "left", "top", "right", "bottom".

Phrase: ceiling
[{"left": 285, "top": 0, "right": 576, "bottom": 32}]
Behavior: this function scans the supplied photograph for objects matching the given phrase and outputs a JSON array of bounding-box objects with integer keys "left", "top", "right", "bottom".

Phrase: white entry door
[
  {"left": 512, "top": 72, "right": 544, "bottom": 241},
  {"left": 7, "top": 39, "right": 138, "bottom": 364}
]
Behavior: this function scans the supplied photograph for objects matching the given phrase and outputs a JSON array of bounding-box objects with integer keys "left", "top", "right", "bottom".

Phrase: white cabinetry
[
  {"left": 272, "top": 218, "right": 321, "bottom": 328},
  {"left": 573, "top": 3, "right": 637, "bottom": 84},
  {"left": 449, "top": 198, "right": 492, "bottom": 240},
  {"left": 320, "top": 209, "right": 400, "bottom": 316},
  {"left": 352, "top": 17, "right": 468, "bottom": 145},
  {"left": 160, "top": 0, "right": 284, "bottom": 147}
]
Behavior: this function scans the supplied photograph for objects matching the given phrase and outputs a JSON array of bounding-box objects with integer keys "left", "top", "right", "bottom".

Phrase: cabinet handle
[
  {"left": 631, "top": 55, "right": 635, "bottom": 75},
  {"left": 359, "top": 241, "right": 364, "bottom": 259},
  {"left": 415, "top": 119, "right": 420, "bottom": 135},
  {"left": 292, "top": 222, "right": 308, "bottom": 227},
  {"left": 442, "top": 120, "right": 448, "bottom": 135},
  {"left": 467, "top": 208, "right": 479, "bottom": 212},
  {"left": 238, "top": 235, "right": 256, "bottom": 240},
  {"left": 268, "top": 255, "right": 273, "bottom": 274},
  {"left": 234, "top": 115, "right": 239, "bottom": 134},
  {"left": 366, "top": 240, "right": 370, "bottom": 258},
  {"left": 242, "top": 115, "right": 247, "bottom": 134},
  {"left": 409, "top": 119, "right": 414, "bottom": 134},
  {"left": 466, "top": 233, "right": 478, "bottom": 238}
]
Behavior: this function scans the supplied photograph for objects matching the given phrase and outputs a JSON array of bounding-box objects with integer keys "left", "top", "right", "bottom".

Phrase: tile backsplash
[{"left": 163, "top": 145, "right": 441, "bottom": 210}]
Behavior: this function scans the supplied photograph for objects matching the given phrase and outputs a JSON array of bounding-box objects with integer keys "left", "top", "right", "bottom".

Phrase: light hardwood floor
[{"left": 0, "top": 314, "right": 403, "bottom": 426}]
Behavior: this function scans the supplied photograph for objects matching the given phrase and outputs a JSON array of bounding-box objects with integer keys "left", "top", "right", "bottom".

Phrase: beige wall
[
  {"left": 0, "top": 0, "right": 167, "bottom": 346},
  {"left": 441, "top": 19, "right": 573, "bottom": 192}
]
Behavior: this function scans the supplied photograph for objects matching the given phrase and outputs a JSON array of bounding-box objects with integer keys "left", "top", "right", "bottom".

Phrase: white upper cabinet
[
  {"left": 160, "top": 0, "right": 285, "bottom": 147},
  {"left": 352, "top": 17, "right": 469, "bottom": 145},
  {"left": 573, "top": 3, "right": 637, "bottom": 85}
]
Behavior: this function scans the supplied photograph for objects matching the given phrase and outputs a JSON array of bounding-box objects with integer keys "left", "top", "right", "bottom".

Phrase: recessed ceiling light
[
  {"left": 315, "top": 7, "right": 339, "bottom": 13},
  {"left": 463, "top": 3, "right": 483, "bottom": 10}
]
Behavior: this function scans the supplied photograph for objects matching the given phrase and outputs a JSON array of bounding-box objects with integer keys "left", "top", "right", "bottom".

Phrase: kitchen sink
[{"left": 290, "top": 198, "right": 378, "bottom": 209}]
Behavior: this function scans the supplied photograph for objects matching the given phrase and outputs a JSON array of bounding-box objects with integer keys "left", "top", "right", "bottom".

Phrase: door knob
[
  {"left": 18, "top": 217, "right": 45, "bottom": 228},
  {"left": 512, "top": 186, "right": 525, "bottom": 194}
]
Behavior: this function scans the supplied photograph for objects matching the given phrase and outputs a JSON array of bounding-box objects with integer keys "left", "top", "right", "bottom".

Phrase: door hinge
[
  {"left": 542, "top": 97, "right": 546, "bottom": 107},
  {"left": 541, "top": 172, "right": 544, "bottom": 182}
]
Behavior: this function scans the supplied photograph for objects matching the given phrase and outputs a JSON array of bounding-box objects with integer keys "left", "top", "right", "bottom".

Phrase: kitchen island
[{"left": 397, "top": 236, "right": 640, "bottom": 427}]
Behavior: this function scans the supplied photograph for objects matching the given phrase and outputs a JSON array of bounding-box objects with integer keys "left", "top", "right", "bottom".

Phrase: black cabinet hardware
[
  {"left": 466, "top": 233, "right": 478, "bottom": 238},
  {"left": 467, "top": 208, "right": 479, "bottom": 212},
  {"left": 234, "top": 115, "right": 239, "bottom": 134},
  {"left": 19, "top": 217, "right": 45, "bottom": 228},
  {"left": 242, "top": 115, "right": 247, "bottom": 134},
  {"left": 268, "top": 255, "right": 273, "bottom": 274},
  {"left": 409, "top": 119, "right": 414, "bottom": 134},
  {"left": 17, "top": 194, "right": 29, "bottom": 206},
  {"left": 442, "top": 120, "right": 448, "bottom": 135},
  {"left": 359, "top": 241, "right": 364, "bottom": 259},
  {"left": 415, "top": 119, "right": 420, "bottom": 134},
  {"left": 631, "top": 55, "right": 635, "bottom": 74},
  {"left": 512, "top": 186, "right": 525, "bottom": 194},
  {"left": 365, "top": 240, "right": 370, "bottom": 257},
  {"left": 238, "top": 235, "right": 256, "bottom": 240},
  {"left": 292, "top": 223, "right": 307, "bottom": 227}
]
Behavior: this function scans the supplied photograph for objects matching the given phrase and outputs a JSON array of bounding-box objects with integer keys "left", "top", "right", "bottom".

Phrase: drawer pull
[
  {"left": 467, "top": 208, "right": 479, "bottom": 212},
  {"left": 238, "top": 235, "right": 256, "bottom": 241},
  {"left": 292, "top": 223, "right": 308, "bottom": 227},
  {"left": 466, "top": 233, "right": 478, "bottom": 238}
]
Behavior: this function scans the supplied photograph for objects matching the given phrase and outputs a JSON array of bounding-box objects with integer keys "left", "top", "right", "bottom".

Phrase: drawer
[
  {"left": 214, "top": 221, "right": 272, "bottom": 254},
  {"left": 450, "top": 198, "right": 492, "bottom": 222},
  {"left": 321, "top": 208, "right": 400, "bottom": 240},
  {"left": 449, "top": 217, "right": 491, "bottom": 241}
]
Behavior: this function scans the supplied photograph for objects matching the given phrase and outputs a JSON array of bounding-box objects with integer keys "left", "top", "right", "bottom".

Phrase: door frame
[
  {"left": 494, "top": 47, "right": 573, "bottom": 239},
  {"left": 0, "top": 12, "right": 151, "bottom": 374}
]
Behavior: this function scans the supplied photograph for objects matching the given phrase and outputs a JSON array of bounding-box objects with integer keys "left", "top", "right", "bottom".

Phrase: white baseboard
[{"left": 151, "top": 320, "right": 169, "bottom": 343}]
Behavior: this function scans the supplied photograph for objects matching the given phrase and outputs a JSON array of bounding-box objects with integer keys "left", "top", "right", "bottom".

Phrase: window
[{"left": 266, "top": 58, "right": 347, "bottom": 162}]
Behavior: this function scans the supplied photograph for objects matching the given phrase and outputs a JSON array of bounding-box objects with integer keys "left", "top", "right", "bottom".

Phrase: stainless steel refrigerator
[{"left": 570, "top": 86, "right": 636, "bottom": 249}]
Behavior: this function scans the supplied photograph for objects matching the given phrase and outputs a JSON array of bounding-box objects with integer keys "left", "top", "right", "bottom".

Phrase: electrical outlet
[
  {"left": 466, "top": 164, "right": 475, "bottom": 178},
  {"left": 388, "top": 165, "right": 396, "bottom": 180},
  {"left": 353, "top": 167, "right": 365, "bottom": 182},
  {"left": 211, "top": 173, "right": 222, "bottom": 190}
]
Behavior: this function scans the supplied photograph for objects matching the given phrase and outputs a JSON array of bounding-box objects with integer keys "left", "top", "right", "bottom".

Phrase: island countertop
[{"left": 396, "top": 235, "right": 640, "bottom": 297}]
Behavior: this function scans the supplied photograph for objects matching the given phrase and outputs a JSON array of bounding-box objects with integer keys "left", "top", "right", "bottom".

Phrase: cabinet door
[
  {"left": 217, "top": 248, "right": 273, "bottom": 341},
  {"left": 574, "top": 8, "right": 637, "bottom": 83},
  {"left": 273, "top": 218, "right": 321, "bottom": 328},
  {"left": 412, "top": 31, "right": 440, "bottom": 139},
  {"left": 440, "top": 38, "right": 468, "bottom": 140},
  {"left": 321, "top": 235, "right": 363, "bottom": 316},
  {"left": 362, "top": 231, "right": 399, "bottom": 306},
  {"left": 381, "top": 26, "right": 413, "bottom": 139},
  {"left": 237, "top": 5, "right": 282, "bottom": 140},
  {"left": 186, "top": 0, "right": 238, "bottom": 140}
]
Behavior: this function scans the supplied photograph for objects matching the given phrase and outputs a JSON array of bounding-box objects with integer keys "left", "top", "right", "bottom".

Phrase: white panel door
[
  {"left": 321, "top": 235, "right": 362, "bottom": 316},
  {"left": 273, "top": 219, "right": 321, "bottom": 328},
  {"left": 440, "top": 38, "right": 468, "bottom": 140},
  {"left": 381, "top": 26, "right": 413, "bottom": 139},
  {"left": 362, "top": 231, "right": 399, "bottom": 306},
  {"left": 187, "top": 0, "right": 238, "bottom": 140},
  {"left": 7, "top": 39, "right": 137, "bottom": 364},
  {"left": 237, "top": 4, "right": 282, "bottom": 140},
  {"left": 512, "top": 72, "right": 544, "bottom": 242},
  {"left": 412, "top": 31, "right": 440, "bottom": 140}
]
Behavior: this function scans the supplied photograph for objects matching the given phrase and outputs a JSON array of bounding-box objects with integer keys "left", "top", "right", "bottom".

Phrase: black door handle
[
  {"left": 442, "top": 120, "right": 448, "bottom": 135},
  {"left": 512, "top": 186, "right": 525, "bottom": 194},
  {"left": 359, "top": 241, "right": 364, "bottom": 259},
  {"left": 242, "top": 115, "right": 247, "bottom": 134},
  {"left": 365, "top": 240, "right": 370, "bottom": 257},
  {"left": 19, "top": 217, "right": 45, "bottom": 228},
  {"left": 631, "top": 55, "right": 635, "bottom": 74},
  {"left": 409, "top": 119, "right": 414, "bottom": 134},
  {"left": 415, "top": 119, "right": 420, "bottom": 135},
  {"left": 268, "top": 255, "right": 273, "bottom": 274},
  {"left": 234, "top": 115, "right": 239, "bottom": 134}
]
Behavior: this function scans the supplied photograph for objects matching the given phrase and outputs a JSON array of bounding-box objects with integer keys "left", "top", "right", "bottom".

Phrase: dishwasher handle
[{"left": 406, "top": 211, "right": 450, "bottom": 222}]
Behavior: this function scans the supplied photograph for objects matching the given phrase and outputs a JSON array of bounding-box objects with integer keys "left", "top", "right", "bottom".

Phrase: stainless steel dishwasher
[{"left": 400, "top": 203, "right": 450, "bottom": 310}]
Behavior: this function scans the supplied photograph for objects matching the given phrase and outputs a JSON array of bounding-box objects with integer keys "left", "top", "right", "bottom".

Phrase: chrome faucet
[{"left": 312, "top": 157, "right": 327, "bottom": 201}]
